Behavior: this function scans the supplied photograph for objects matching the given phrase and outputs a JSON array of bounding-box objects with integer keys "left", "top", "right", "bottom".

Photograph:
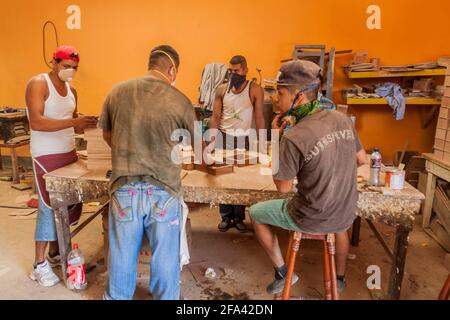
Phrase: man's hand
[
  {"left": 73, "top": 116, "right": 98, "bottom": 131},
  {"left": 272, "top": 114, "right": 287, "bottom": 136}
]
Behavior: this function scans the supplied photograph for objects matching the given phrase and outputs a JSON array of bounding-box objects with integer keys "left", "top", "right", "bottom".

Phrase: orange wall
[{"left": 2, "top": 0, "right": 450, "bottom": 160}]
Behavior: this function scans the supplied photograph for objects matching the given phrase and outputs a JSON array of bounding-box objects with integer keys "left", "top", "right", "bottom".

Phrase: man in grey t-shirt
[{"left": 249, "top": 60, "right": 367, "bottom": 295}]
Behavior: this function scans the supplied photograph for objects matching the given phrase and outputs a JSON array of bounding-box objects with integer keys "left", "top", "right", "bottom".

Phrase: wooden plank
[
  {"left": 348, "top": 68, "right": 447, "bottom": 79},
  {"left": 194, "top": 164, "right": 234, "bottom": 176},
  {"left": 428, "top": 219, "right": 450, "bottom": 251},
  {"left": 422, "top": 171, "right": 437, "bottom": 228},
  {"left": 433, "top": 184, "right": 450, "bottom": 234},
  {"left": 347, "top": 97, "right": 441, "bottom": 105},
  {"left": 44, "top": 161, "right": 90, "bottom": 179},
  {"left": 423, "top": 153, "right": 450, "bottom": 172},
  {"left": 10, "top": 147, "right": 19, "bottom": 184}
]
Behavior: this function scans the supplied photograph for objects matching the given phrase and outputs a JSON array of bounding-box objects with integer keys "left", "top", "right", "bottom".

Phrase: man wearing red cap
[{"left": 25, "top": 45, "right": 97, "bottom": 287}]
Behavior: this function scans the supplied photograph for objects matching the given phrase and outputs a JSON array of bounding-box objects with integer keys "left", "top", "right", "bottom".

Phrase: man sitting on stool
[{"left": 249, "top": 60, "right": 367, "bottom": 295}]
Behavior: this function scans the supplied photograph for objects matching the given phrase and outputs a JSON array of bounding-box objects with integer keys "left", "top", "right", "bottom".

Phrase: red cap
[
  {"left": 53, "top": 45, "right": 80, "bottom": 62},
  {"left": 73, "top": 243, "right": 78, "bottom": 250}
]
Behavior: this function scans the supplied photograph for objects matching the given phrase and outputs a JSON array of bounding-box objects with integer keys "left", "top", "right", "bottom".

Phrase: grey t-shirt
[
  {"left": 99, "top": 76, "right": 196, "bottom": 195},
  {"left": 274, "top": 110, "right": 363, "bottom": 233}
]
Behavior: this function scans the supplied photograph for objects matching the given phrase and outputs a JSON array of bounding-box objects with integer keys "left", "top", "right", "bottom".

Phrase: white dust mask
[{"left": 58, "top": 68, "right": 76, "bottom": 82}]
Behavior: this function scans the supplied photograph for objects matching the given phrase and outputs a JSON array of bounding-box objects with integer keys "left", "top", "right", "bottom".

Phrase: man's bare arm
[
  {"left": 25, "top": 78, "right": 96, "bottom": 132},
  {"left": 103, "top": 130, "right": 112, "bottom": 147},
  {"left": 208, "top": 85, "right": 226, "bottom": 142},
  {"left": 356, "top": 149, "right": 368, "bottom": 167},
  {"left": 273, "top": 178, "right": 294, "bottom": 193},
  {"left": 251, "top": 83, "right": 266, "bottom": 133}
]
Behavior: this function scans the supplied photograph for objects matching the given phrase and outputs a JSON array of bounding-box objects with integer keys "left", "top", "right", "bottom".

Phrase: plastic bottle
[
  {"left": 369, "top": 148, "right": 382, "bottom": 186},
  {"left": 66, "top": 243, "right": 87, "bottom": 291}
]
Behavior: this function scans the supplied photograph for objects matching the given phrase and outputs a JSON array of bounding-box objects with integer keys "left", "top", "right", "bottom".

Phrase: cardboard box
[
  {"left": 437, "top": 118, "right": 450, "bottom": 130},
  {"left": 435, "top": 138, "right": 446, "bottom": 149},
  {"left": 436, "top": 128, "right": 448, "bottom": 140},
  {"left": 443, "top": 97, "right": 450, "bottom": 108},
  {"left": 440, "top": 106, "right": 450, "bottom": 119}
]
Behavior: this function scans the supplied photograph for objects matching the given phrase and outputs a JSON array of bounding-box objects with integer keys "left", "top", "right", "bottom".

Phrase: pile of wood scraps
[
  {"left": 84, "top": 128, "right": 112, "bottom": 171},
  {"left": 343, "top": 84, "right": 381, "bottom": 99},
  {"left": 342, "top": 50, "right": 445, "bottom": 75}
]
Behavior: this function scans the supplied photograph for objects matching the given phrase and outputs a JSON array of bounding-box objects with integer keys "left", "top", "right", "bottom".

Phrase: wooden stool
[
  {"left": 439, "top": 273, "right": 450, "bottom": 300},
  {"left": 281, "top": 232, "right": 339, "bottom": 300}
]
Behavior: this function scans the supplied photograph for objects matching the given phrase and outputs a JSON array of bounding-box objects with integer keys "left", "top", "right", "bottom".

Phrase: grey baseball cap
[{"left": 276, "top": 60, "right": 321, "bottom": 87}]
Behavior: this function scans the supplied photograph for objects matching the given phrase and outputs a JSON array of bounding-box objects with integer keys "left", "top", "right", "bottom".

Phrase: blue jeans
[
  {"left": 35, "top": 196, "right": 57, "bottom": 242},
  {"left": 104, "top": 182, "right": 181, "bottom": 300}
]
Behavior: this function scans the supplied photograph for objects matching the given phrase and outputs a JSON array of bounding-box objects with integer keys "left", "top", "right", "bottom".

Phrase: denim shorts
[{"left": 35, "top": 196, "right": 57, "bottom": 242}]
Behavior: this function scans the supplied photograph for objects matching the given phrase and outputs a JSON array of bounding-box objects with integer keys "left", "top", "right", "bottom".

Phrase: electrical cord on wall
[{"left": 42, "top": 21, "right": 59, "bottom": 68}]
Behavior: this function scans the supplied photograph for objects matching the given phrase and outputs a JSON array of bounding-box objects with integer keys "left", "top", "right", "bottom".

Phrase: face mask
[
  {"left": 229, "top": 73, "right": 247, "bottom": 90},
  {"left": 58, "top": 68, "right": 76, "bottom": 82}
]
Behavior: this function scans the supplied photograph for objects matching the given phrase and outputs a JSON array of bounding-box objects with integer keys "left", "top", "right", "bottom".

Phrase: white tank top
[
  {"left": 220, "top": 81, "right": 254, "bottom": 137},
  {"left": 29, "top": 73, "right": 76, "bottom": 157}
]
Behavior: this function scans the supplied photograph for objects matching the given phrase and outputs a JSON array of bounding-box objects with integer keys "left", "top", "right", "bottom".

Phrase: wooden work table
[{"left": 45, "top": 160, "right": 424, "bottom": 299}]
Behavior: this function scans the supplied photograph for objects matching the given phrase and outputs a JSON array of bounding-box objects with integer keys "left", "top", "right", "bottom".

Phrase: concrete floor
[{"left": 0, "top": 180, "right": 448, "bottom": 300}]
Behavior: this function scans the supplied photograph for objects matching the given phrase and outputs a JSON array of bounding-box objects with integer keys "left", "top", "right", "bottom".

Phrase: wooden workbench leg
[
  {"left": 388, "top": 225, "right": 410, "bottom": 300},
  {"left": 54, "top": 206, "right": 71, "bottom": 285},
  {"left": 351, "top": 217, "right": 361, "bottom": 247},
  {"left": 422, "top": 172, "right": 436, "bottom": 228},
  {"left": 10, "top": 147, "right": 20, "bottom": 184},
  {"left": 102, "top": 205, "right": 109, "bottom": 269},
  {"left": 0, "top": 147, "right": 3, "bottom": 170}
]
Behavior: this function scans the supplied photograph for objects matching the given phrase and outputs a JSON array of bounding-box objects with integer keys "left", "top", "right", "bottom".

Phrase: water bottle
[
  {"left": 369, "top": 148, "right": 382, "bottom": 186},
  {"left": 66, "top": 243, "right": 87, "bottom": 291}
]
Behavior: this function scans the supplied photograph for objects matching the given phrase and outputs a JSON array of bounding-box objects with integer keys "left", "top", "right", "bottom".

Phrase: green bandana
[{"left": 290, "top": 99, "right": 321, "bottom": 122}]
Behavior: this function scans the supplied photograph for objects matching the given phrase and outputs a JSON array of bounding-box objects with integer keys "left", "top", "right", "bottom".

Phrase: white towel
[
  {"left": 179, "top": 197, "right": 190, "bottom": 269},
  {"left": 199, "top": 63, "right": 228, "bottom": 110}
]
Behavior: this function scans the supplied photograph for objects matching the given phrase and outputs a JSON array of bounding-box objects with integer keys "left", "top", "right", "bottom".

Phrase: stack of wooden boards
[
  {"left": 434, "top": 57, "right": 450, "bottom": 162},
  {"left": 84, "top": 128, "right": 111, "bottom": 171}
]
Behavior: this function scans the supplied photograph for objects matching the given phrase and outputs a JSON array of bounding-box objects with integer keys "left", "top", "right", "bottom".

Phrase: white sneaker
[{"left": 30, "top": 260, "right": 60, "bottom": 287}]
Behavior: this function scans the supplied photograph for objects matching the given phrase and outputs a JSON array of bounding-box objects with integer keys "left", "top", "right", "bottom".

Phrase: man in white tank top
[
  {"left": 25, "top": 45, "right": 97, "bottom": 287},
  {"left": 209, "top": 55, "right": 265, "bottom": 233}
]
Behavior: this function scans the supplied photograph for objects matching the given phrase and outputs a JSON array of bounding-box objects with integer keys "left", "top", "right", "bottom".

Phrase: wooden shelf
[
  {"left": 346, "top": 97, "right": 442, "bottom": 105},
  {"left": 347, "top": 68, "right": 447, "bottom": 79}
]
